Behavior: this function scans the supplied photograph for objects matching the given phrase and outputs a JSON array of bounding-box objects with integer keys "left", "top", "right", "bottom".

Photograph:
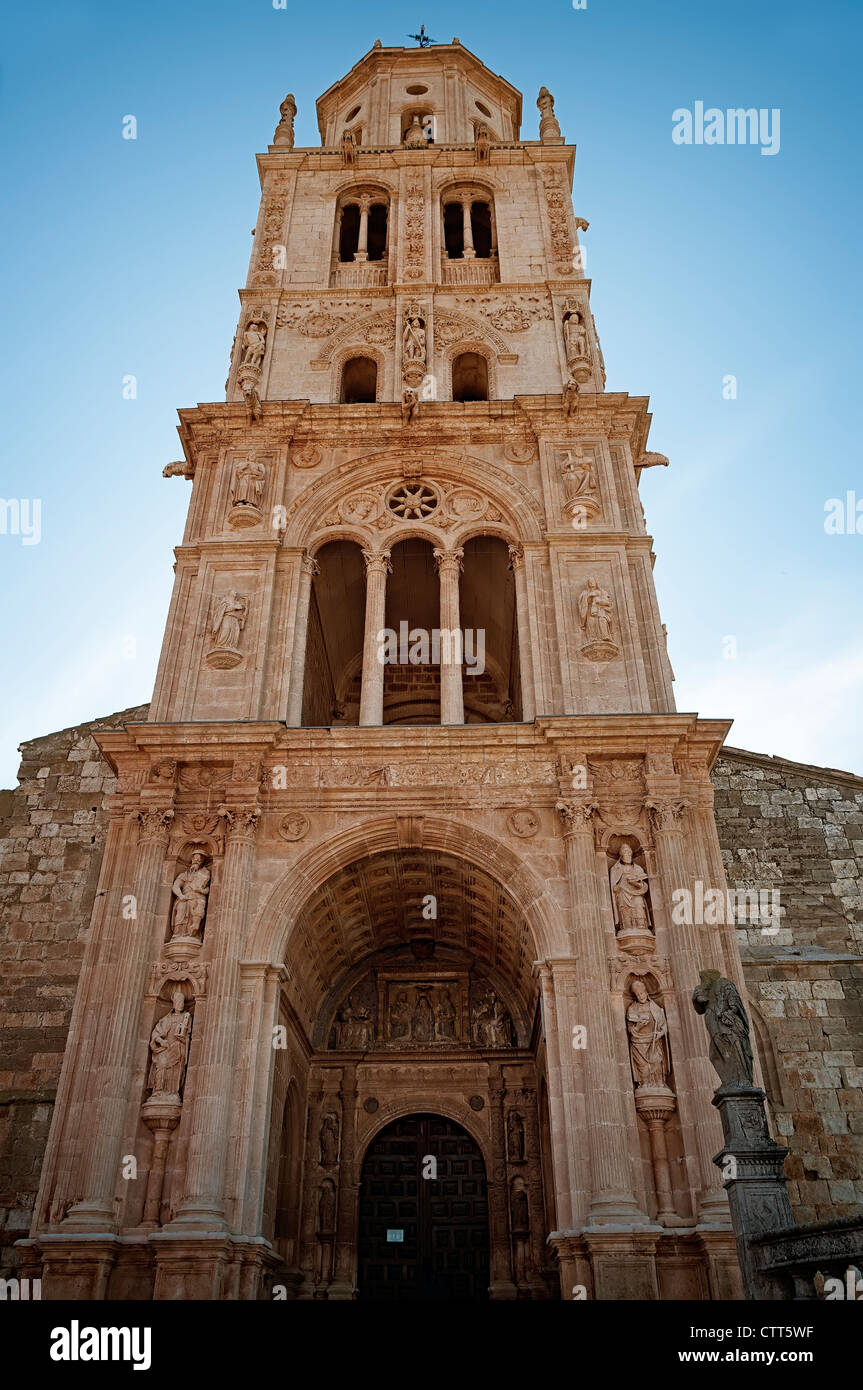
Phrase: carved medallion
[
  {"left": 507, "top": 808, "right": 540, "bottom": 838},
  {"left": 278, "top": 812, "right": 310, "bottom": 842}
]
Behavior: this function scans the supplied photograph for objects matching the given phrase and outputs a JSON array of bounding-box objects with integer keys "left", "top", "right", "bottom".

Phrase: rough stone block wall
[
  {"left": 0, "top": 704, "right": 148, "bottom": 1274},
  {"left": 715, "top": 747, "right": 863, "bottom": 1223}
]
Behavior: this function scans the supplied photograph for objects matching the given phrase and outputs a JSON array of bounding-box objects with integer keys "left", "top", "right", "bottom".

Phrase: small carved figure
[
  {"left": 510, "top": 1179, "right": 530, "bottom": 1233},
  {"left": 390, "top": 991, "right": 412, "bottom": 1040},
  {"left": 210, "top": 590, "right": 248, "bottom": 651},
  {"left": 403, "top": 114, "right": 427, "bottom": 148},
  {"left": 353, "top": 1000, "right": 374, "bottom": 1050},
  {"left": 241, "top": 317, "right": 267, "bottom": 370},
  {"left": 401, "top": 385, "right": 419, "bottom": 424},
  {"left": 475, "top": 123, "right": 491, "bottom": 164},
  {"left": 240, "top": 378, "right": 262, "bottom": 423},
  {"left": 170, "top": 851, "right": 210, "bottom": 940},
  {"left": 692, "top": 971, "right": 754, "bottom": 1088},
  {"left": 435, "top": 988, "right": 457, "bottom": 1041},
  {"left": 274, "top": 93, "right": 296, "bottom": 147},
  {"left": 317, "top": 1179, "right": 336, "bottom": 1235},
  {"left": 610, "top": 844, "right": 651, "bottom": 936},
  {"left": 626, "top": 980, "right": 670, "bottom": 1088},
  {"left": 147, "top": 990, "right": 192, "bottom": 1098},
  {"left": 563, "top": 374, "right": 580, "bottom": 417},
  {"left": 577, "top": 576, "right": 614, "bottom": 644},
  {"left": 561, "top": 449, "right": 597, "bottom": 500},
  {"left": 319, "top": 1113, "right": 340, "bottom": 1166},
  {"left": 563, "top": 310, "right": 588, "bottom": 362},
  {"left": 403, "top": 313, "right": 426, "bottom": 364},
  {"left": 507, "top": 1110, "right": 526, "bottom": 1162},
  {"left": 412, "top": 991, "right": 435, "bottom": 1043},
  {"left": 232, "top": 457, "right": 266, "bottom": 509},
  {"left": 340, "top": 128, "right": 358, "bottom": 166}
]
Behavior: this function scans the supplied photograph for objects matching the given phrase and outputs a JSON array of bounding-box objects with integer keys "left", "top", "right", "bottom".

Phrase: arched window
[
  {"left": 452, "top": 352, "right": 489, "bottom": 403},
  {"left": 337, "top": 195, "right": 388, "bottom": 263},
  {"left": 441, "top": 191, "right": 497, "bottom": 260},
  {"left": 341, "top": 356, "right": 378, "bottom": 404}
]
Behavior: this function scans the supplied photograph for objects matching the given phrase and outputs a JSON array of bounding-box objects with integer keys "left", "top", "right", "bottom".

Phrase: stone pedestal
[{"left": 711, "top": 1084, "right": 794, "bottom": 1300}]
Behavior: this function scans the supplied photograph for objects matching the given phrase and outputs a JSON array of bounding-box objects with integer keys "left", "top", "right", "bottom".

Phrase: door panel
[{"left": 357, "top": 1113, "right": 489, "bottom": 1300}]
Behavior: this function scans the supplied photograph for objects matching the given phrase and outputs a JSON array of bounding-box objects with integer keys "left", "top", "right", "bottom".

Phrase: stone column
[
  {"left": 556, "top": 798, "right": 648, "bottom": 1225},
  {"left": 434, "top": 546, "right": 464, "bottom": 725},
  {"left": 330, "top": 1063, "right": 358, "bottom": 1298},
  {"left": 508, "top": 544, "right": 535, "bottom": 722},
  {"left": 286, "top": 552, "right": 319, "bottom": 727},
  {"left": 633, "top": 1090, "right": 678, "bottom": 1224},
  {"left": 64, "top": 803, "right": 175, "bottom": 1231},
  {"left": 461, "top": 195, "right": 476, "bottom": 258},
  {"left": 354, "top": 195, "right": 371, "bottom": 261},
  {"left": 488, "top": 1066, "right": 517, "bottom": 1299},
  {"left": 646, "top": 796, "right": 729, "bottom": 1224},
  {"left": 140, "top": 1099, "right": 182, "bottom": 1226},
  {"left": 168, "top": 806, "right": 260, "bottom": 1234},
  {"left": 359, "top": 549, "right": 391, "bottom": 726},
  {"left": 534, "top": 961, "right": 573, "bottom": 1230}
]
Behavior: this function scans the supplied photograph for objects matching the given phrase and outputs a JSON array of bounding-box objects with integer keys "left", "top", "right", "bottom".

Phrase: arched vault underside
[{"left": 279, "top": 848, "right": 540, "bottom": 1043}]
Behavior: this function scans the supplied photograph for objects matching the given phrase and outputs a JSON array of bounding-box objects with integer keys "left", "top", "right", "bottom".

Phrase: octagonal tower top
[{"left": 315, "top": 39, "right": 524, "bottom": 148}]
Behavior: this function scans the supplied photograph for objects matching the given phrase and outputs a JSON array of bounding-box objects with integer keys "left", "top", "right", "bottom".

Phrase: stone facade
[{"left": 1, "top": 40, "right": 859, "bottom": 1300}]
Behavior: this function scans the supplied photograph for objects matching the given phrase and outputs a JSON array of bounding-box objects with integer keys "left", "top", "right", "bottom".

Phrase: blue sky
[{"left": 1, "top": 0, "right": 861, "bottom": 784}]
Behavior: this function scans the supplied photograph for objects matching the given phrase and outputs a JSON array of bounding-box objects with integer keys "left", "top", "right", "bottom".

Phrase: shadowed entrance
[{"left": 357, "top": 1113, "right": 490, "bottom": 1300}]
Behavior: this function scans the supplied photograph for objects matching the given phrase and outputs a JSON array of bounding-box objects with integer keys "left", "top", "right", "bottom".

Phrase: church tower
[{"left": 32, "top": 40, "right": 747, "bottom": 1300}]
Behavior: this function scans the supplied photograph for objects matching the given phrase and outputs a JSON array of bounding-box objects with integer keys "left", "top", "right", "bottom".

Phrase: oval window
[
  {"left": 406, "top": 84, "right": 429, "bottom": 95},
  {"left": 345, "top": 105, "right": 361, "bottom": 122},
  {"left": 475, "top": 100, "right": 492, "bottom": 117}
]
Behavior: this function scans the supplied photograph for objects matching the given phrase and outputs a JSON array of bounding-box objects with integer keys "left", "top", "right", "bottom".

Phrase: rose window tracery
[{"left": 387, "top": 482, "right": 439, "bottom": 520}]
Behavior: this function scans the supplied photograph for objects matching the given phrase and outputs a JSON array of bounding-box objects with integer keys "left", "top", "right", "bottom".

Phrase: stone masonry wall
[
  {"left": 0, "top": 705, "right": 148, "bottom": 1274},
  {"left": 0, "top": 719, "right": 861, "bottom": 1274},
  {"left": 715, "top": 747, "right": 863, "bottom": 1224}
]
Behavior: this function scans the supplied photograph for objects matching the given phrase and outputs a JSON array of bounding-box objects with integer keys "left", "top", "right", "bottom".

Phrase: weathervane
[{"left": 408, "top": 25, "right": 435, "bottom": 47}]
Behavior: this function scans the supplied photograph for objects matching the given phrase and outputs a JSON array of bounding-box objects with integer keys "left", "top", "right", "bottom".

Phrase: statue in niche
[
  {"left": 317, "top": 1179, "right": 336, "bottom": 1235},
  {"left": 170, "top": 850, "right": 210, "bottom": 941},
  {"left": 210, "top": 590, "right": 248, "bottom": 652},
  {"left": 319, "top": 1112, "right": 340, "bottom": 1166},
  {"left": 352, "top": 999, "right": 374, "bottom": 1050},
  {"left": 610, "top": 844, "right": 652, "bottom": 937},
  {"left": 563, "top": 310, "right": 588, "bottom": 362},
  {"left": 473, "top": 991, "right": 512, "bottom": 1047},
  {"left": 231, "top": 457, "right": 266, "bottom": 510},
  {"left": 389, "top": 991, "right": 411, "bottom": 1041},
  {"left": 561, "top": 449, "right": 598, "bottom": 502},
  {"left": 510, "top": 1178, "right": 530, "bottom": 1234},
  {"left": 147, "top": 990, "right": 192, "bottom": 1099},
  {"left": 626, "top": 980, "right": 670, "bottom": 1089},
  {"left": 403, "top": 114, "right": 427, "bottom": 148},
  {"left": 692, "top": 971, "right": 754, "bottom": 1088},
  {"left": 475, "top": 123, "right": 491, "bottom": 164},
  {"left": 412, "top": 990, "right": 435, "bottom": 1044},
  {"left": 240, "top": 317, "right": 267, "bottom": 370},
  {"left": 403, "top": 312, "right": 426, "bottom": 364},
  {"left": 340, "top": 128, "right": 357, "bottom": 166},
  {"left": 334, "top": 993, "right": 373, "bottom": 1049},
  {"left": 507, "top": 1111, "right": 526, "bottom": 1162},
  {"left": 435, "top": 988, "right": 457, "bottom": 1041},
  {"left": 577, "top": 576, "right": 614, "bottom": 643},
  {"left": 274, "top": 93, "right": 296, "bottom": 147}
]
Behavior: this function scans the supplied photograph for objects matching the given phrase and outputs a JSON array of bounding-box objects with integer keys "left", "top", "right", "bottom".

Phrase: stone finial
[
  {"left": 537, "top": 86, "right": 562, "bottom": 142},
  {"left": 692, "top": 970, "right": 754, "bottom": 1089}
]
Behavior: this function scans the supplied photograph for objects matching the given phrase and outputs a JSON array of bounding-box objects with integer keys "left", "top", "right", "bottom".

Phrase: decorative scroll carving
[
  {"left": 403, "top": 182, "right": 425, "bottom": 280},
  {"left": 462, "top": 294, "right": 553, "bottom": 333},
  {"left": 541, "top": 169, "right": 573, "bottom": 273},
  {"left": 147, "top": 959, "right": 208, "bottom": 1000}
]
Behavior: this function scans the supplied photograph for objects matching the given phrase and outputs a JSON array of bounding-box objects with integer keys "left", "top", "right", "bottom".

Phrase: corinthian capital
[
  {"left": 136, "top": 807, "right": 175, "bottom": 845},
  {"left": 645, "top": 798, "right": 690, "bottom": 834},
  {"left": 555, "top": 798, "right": 599, "bottom": 835},
  {"left": 507, "top": 543, "right": 525, "bottom": 572},
  {"left": 300, "top": 551, "right": 320, "bottom": 579},
  {"left": 218, "top": 805, "right": 261, "bottom": 842},
  {"left": 433, "top": 547, "right": 464, "bottom": 576},
  {"left": 361, "top": 549, "right": 392, "bottom": 577}
]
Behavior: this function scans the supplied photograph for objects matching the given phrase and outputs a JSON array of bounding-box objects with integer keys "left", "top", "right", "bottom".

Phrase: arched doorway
[{"left": 357, "top": 1113, "right": 490, "bottom": 1301}]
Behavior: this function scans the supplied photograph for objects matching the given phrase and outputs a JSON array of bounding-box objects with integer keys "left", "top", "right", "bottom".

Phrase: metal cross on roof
[{"left": 408, "top": 25, "right": 435, "bottom": 47}]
